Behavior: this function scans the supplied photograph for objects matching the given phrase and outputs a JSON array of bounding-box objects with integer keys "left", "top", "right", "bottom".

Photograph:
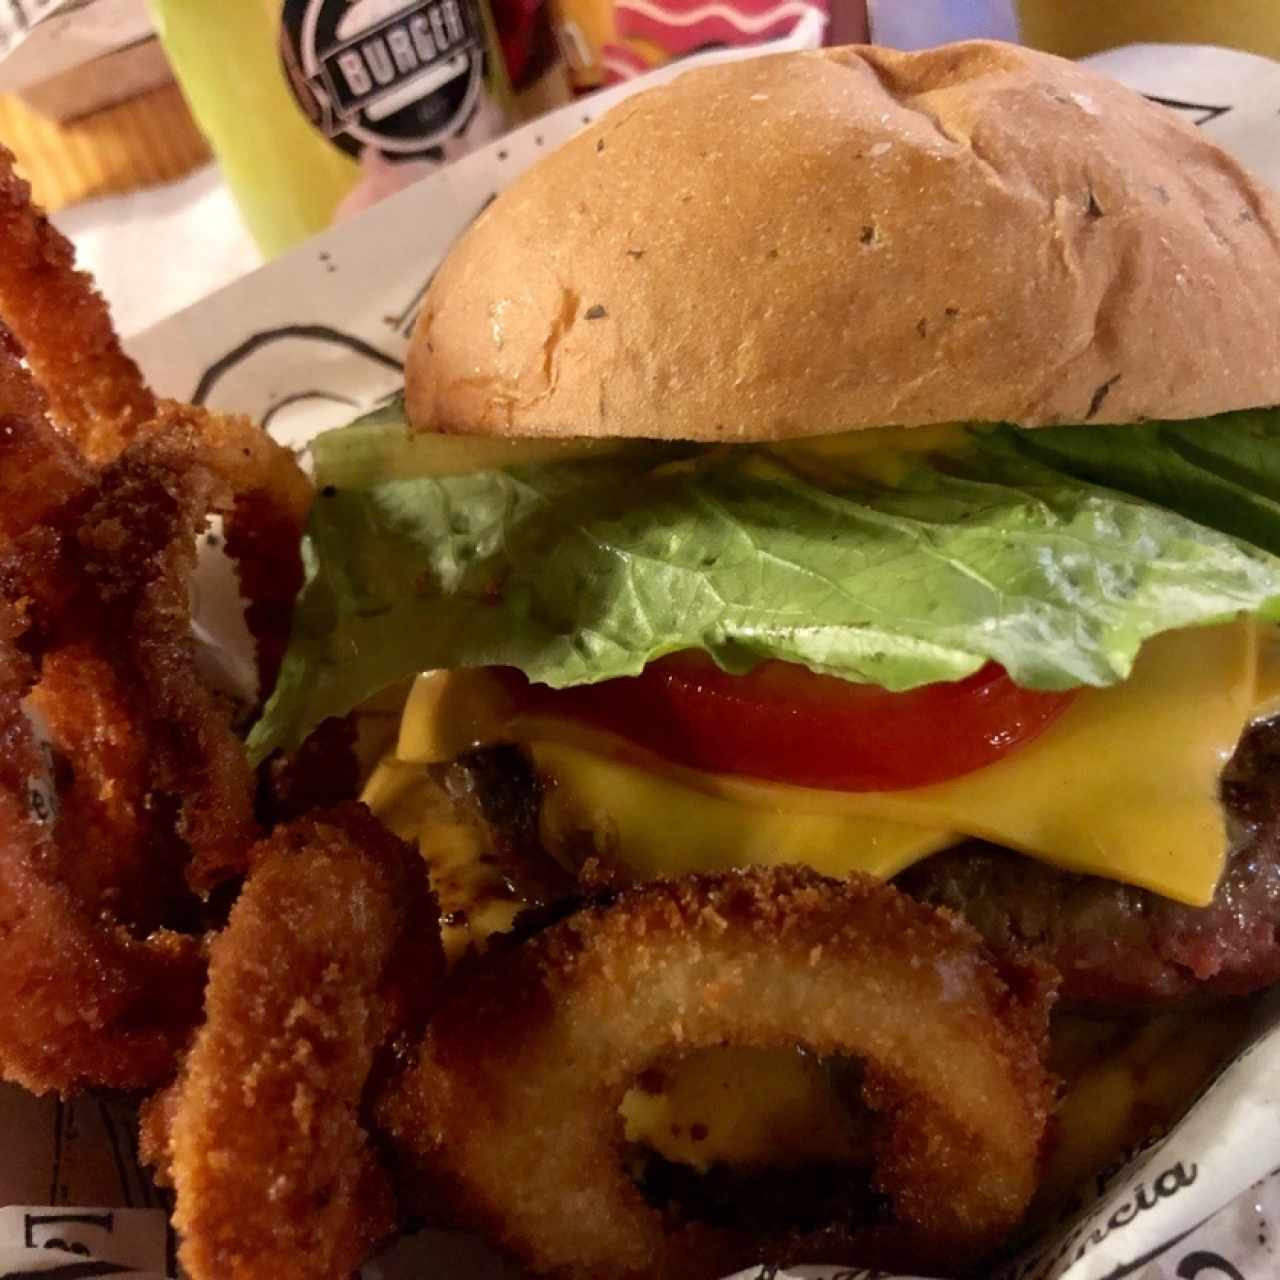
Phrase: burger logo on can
[{"left": 281, "top": 0, "right": 487, "bottom": 159}]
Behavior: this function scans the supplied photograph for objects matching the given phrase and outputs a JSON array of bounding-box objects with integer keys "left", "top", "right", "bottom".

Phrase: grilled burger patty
[
  {"left": 901, "top": 715, "right": 1280, "bottom": 1006},
  {"left": 455, "top": 718, "right": 1280, "bottom": 1008}
]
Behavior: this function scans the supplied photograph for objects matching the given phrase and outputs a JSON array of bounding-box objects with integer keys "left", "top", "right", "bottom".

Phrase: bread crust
[{"left": 406, "top": 41, "right": 1280, "bottom": 441}]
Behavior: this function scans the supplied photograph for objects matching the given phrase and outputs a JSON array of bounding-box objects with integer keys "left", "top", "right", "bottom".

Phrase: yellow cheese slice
[
  {"left": 618, "top": 1047, "right": 865, "bottom": 1172},
  {"left": 832, "top": 620, "right": 1255, "bottom": 905},
  {"left": 521, "top": 622, "right": 1256, "bottom": 907},
  {"left": 390, "top": 620, "right": 1262, "bottom": 908},
  {"left": 533, "top": 737, "right": 954, "bottom": 880},
  {"left": 360, "top": 756, "right": 522, "bottom": 960},
  {"left": 396, "top": 667, "right": 516, "bottom": 764}
]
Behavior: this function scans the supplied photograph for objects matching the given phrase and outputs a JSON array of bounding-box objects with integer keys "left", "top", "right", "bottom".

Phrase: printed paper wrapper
[{"left": 3, "top": 35, "right": 1280, "bottom": 1280}]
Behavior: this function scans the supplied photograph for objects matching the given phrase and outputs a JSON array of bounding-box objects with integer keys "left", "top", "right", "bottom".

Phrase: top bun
[{"left": 406, "top": 41, "right": 1280, "bottom": 441}]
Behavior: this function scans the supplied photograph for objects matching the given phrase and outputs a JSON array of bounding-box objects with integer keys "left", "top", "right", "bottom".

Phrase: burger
[{"left": 248, "top": 38, "right": 1280, "bottom": 1276}]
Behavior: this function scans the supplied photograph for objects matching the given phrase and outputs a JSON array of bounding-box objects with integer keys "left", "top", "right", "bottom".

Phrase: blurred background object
[
  {"left": 492, "top": 0, "right": 575, "bottom": 113},
  {"left": 0, "top": 0, "right": 209, "bottom": 210},
  {"left": 0, "top": 0, "right": 152, "bottom": 112},
  {"left": 829, "top": 0, "right": 870, "bottom": 44},
  {"left": 1016, "top": 0, "right": 1280, "bottom": 60},
  {"left": 1, "top": 0, "right": 1275, "bottom": 340},
  {"left": 0, "top": 84, "right": 207, "bottom": 211},
  {"left": 866, "top": 0, "right": 1013, "bottom": 49},
  {"left": 148, "top": 0, "right": 516, "bottom": 258},
  {"left": 548, "top": 0, "right": 839, "bottom": 95},
  {"left": 146, "top": 0, "right": 845, "bottom": 256}
]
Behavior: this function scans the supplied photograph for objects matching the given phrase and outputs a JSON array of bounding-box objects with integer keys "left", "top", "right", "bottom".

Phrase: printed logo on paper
[{"left": 281, "top": 0, "right": 486, "bottom": 159}]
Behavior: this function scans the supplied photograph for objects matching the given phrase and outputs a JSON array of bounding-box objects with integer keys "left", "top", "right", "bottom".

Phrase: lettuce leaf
[
  {"left": 977, "top": 411, "right": 1280, "bottom": 556},
  {"left": 248, "top": 405, "right": 1280, "bottom": 761}
]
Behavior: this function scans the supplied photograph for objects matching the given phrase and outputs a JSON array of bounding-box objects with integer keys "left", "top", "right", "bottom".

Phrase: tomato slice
[{"left": 512, "top": 653, "right": 1077, "bottom": 792}]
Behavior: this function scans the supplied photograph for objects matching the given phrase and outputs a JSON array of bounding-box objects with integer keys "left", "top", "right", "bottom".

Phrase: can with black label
[{"left": 149, "top": 0, "right": 514, "bottom": 256}]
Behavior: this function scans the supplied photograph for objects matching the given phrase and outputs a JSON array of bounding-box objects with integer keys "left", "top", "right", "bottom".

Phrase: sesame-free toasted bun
[{"left": 406, "top": 41, "right": 1280, "bottom": 441}]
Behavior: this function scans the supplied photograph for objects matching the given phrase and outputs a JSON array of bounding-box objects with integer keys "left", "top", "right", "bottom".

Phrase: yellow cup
[
  {"left": 148, "top": 0, "right": 513, "bottom": 258},
  {"left": 1015, "top": 0, "right": 1280, "bottom": 61}
]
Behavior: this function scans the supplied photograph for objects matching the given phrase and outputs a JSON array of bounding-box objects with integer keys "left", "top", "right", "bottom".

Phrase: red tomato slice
[{"left": 512, "top": 653, "right": 1077, "bottom": 792}]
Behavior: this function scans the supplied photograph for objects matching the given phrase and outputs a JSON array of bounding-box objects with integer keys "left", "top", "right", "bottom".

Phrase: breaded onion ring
[
  {"left": 0, "top": 412, "right": 261, "bottom": 892},
  {"left": 141, "top": 804, "right": 444, "bottom": 1280},
  {"left": 0, "top": 599, "right": 206, "bottom": 1093},
  {"left": 148, "top": 400, "right": 313, "bottom": 696},
  {"left": 0, "top": 159, "right": 313, "bottom": 1092},
  {"left": 0, "top": 148, "right": 311, "bottom": 693},
  {"left": 0, "top": 147, "right": 156, "bottom": 458},
  {"left": 379, "top": 867, "right": 1057, "bottom": 1279},
  {"left": 0, "top": 364, "right": 263, "bottom": 1090}
]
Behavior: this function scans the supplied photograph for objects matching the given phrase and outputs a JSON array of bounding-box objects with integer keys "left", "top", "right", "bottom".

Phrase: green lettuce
[{"left": 248, "top": 403, "right": 1280, "bottom": 761}]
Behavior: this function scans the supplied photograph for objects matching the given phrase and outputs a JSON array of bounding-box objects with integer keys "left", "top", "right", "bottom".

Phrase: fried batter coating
[
  {"left": 145, "top": 400, "right": 312, "bottom": 698},
  {"left": 379, "top": 866, "right": 1057, "bottom": 1279},
  {"left": 160, "top": 401, "right": 312, "bottom": 694},
  {"left": 0, "top": 151, "right": 320, "bottom": 1098},
  {"left": 0, "top": 599, "right": 206, "bottom": 1092},
  {"left": 0, "top": 147, "right": 155, "bottom": 458},
  {"left": 3, "top": 413, "right": 260, "bottom": 889},
  {"left": 27, "top": 645, "right": 193, "bottom": 926},
  {"left": 141, "top": 804, "right": 444, "bottom": 1280},
  {"left": 0, "top": 145, "right": 311, "bottom": 693},
  {"left": 0, "top": 157, "right": 316, "bottom": 1086},
  {"left": 0, "top": 359, "right": 276, "bottom": 1090}
]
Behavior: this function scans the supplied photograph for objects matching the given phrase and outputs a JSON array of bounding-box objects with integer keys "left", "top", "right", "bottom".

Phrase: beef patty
[{"left": 899, "top": 715, "right": 1280, "bottom": 1006}]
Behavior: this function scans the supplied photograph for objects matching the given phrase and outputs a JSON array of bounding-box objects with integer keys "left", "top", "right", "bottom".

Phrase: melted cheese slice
[
  {"left": 372, "top": 622, "right": 1264, "bottom": 1180},
  {"left": 618, "top": 1047, "right": 865, "bottom": 1171},
  {"left": 533, "top": 737, "right": 955, "bottom": 881},
  {"left": 533, "top": 621, "right": 1258, "bottom": 906},
  {"left": 396, "top": 620, "right": 1263, "bottom": 907},
  {"left": 362, "top": 756, "right": 524, "bottom": 961}
]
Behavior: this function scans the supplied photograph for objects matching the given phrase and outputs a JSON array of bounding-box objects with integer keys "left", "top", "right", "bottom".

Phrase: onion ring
[
  {"left": 157, "top": 401, "right": 312, "bottom": 695},
  {"left": 0, "top": 147, "right": 316, "bottom": 1095},
  {"left": 0, "top": 146, "right": 156, "bottom": 459},
  {"left": 0, "top": 353, "right": 264, "bottom": 1089},
  {"left": 141, "top": 803, "right": 444, "bottom": 1280},
  {"left": 0, "top": 596, "right": 207, "bottom": 1092},
  {"left": 378, "top": 866, "right": 1057, "bottom": 1278},
  {"left": 0, "top": 147, "right": 312, "bottom": 695}
]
